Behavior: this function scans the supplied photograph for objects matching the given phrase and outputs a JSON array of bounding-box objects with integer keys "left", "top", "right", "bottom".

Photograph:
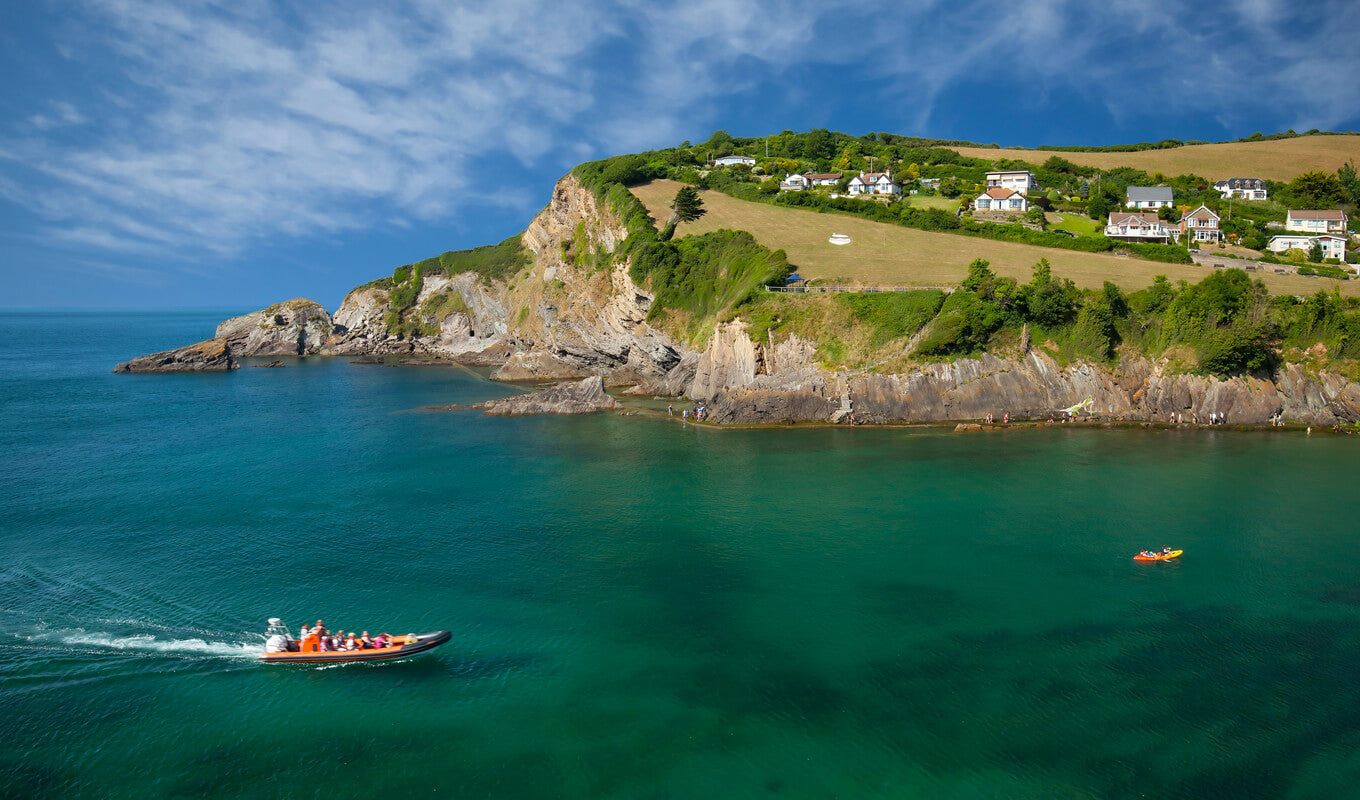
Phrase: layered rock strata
[
  {"left": 481, "top": 376, "right": 621, "bottom": 416},
  {"left": 113, "top": 339, "right": 237, "bottom": 373},
  {"left": 689, "top": 322, "right": 1360, "bottom": 426},
  {"left": 216, "top": 299, "right": 331, "bottom": 356}
]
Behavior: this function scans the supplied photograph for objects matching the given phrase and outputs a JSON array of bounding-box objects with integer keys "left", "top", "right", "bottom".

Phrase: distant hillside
[
  {"left": 631, "top": 180, "right": 1359, "bottom": 298},
  {"left": 948, "top": 135, "right": 1360, "bottom": 182}
]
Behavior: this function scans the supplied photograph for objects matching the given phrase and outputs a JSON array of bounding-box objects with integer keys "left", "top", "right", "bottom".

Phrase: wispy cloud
[{"left": 0, "top": 0, "right": 1356, "bottom": 271}]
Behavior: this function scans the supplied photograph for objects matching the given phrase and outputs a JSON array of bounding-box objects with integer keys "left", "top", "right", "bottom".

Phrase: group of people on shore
[
  {"left": 669, "top": 404, "right": 708, "bottom": 422},
  {"left": 298, "top": 620, "right": 394, "bottom": 652}
]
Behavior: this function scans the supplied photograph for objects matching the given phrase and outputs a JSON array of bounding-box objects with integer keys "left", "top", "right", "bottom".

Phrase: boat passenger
[
  {"left": 345, "top": 633, "right": 358, "bottom": 651},
  {"left": 1162, "top": 546, "right": 1172, "bottom": 555},
  {"left": 361, "top": 631, "right": 373, "bottom": 649}
]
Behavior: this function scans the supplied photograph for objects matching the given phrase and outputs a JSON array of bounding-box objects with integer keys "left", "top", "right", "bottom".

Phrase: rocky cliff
[
  {"left": 216, "top": 299, "right": 332, "bottom": 356},
  {"left": 320, "top": 173, "right": 682, "bottom": 382},
  {"left": 688, "top": 321, "right": 1360, "bottom": 426}
]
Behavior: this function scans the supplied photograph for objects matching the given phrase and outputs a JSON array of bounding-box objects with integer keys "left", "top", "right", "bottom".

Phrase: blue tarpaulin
[{"left": 785, "top": 273, "right": 804, "bottom": 284}]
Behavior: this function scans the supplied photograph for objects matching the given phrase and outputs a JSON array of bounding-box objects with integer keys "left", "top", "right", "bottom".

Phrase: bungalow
[
  {"left": 1106, "top": 211, "right": 1171, "bottom": 244},
  {"left": 1215, "top": 178, "right": 1268, "bottom": 201},
  {"left": 1178, "top": 205, "right": 1221, "bottom": 244},
  {"left": 1266, "top": 234, "right": 1349, "bottom": 263},
  {"left": 847, "top": 171, "right": 901, "bottom": 197},
  {"left": 805, "top": 172, "right": 842, "bottom": 187},
  {"left": 1125, "top": 186, "right": 1173, "bottom": 210},
  {"left": 985, "top": 170, "right": 1038, "bottom": 196},
  {"left": 1286, "top": 209, "right": 1349, "bottom": 235},
  {"left": 712, "top": 155, "right": 755, "bottom": 167},
  {"left": 974, "top": 187, "right": 1028, "bottom": 214},
  {"left": 779, "top": 173, "right": 810, "bottom": 192}
]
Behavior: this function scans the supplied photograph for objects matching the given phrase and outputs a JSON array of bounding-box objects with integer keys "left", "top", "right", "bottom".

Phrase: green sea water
[{"left": 4, "top": 311, "right": 1360, "bottom": 799}]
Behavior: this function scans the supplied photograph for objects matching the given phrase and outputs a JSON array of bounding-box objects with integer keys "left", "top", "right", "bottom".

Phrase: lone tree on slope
[{"left": 660, "top": 185, "right": 706, "bottom": 241}]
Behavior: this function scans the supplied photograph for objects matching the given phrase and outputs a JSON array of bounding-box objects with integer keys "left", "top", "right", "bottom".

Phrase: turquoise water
[{"left": 4, "top": 311, "right": 1360, "bottom": 799}]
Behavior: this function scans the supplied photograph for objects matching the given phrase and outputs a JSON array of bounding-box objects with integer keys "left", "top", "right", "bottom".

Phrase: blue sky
[{"left": 2, "top": 0, "right": 1358, "bottom": 309}]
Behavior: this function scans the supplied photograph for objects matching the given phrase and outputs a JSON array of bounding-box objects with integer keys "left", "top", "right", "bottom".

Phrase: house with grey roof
[
  {"left": 1215, "top": 178, "right": 1268, "bottom": 201},
  {"left": 1125, "top": 186, "right": 1174, "bottom": 210}
]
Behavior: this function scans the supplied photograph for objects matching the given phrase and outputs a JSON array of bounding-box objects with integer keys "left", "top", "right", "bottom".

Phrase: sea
[{"left": 3, "top": 310, "right": 1360, "bottom": 799}]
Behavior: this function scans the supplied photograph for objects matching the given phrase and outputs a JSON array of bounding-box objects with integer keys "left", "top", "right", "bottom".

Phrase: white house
[
  {"left": 1178, "top": 205, "right": 1221, "bottom": 243},
  {"left": 779, "top": 173, "right": 809, "bottom": 192},
  {"left": 1267, "top": 234, "right": 1349, "bottom": 263},
  {"left": 712, "top": 155, "right": 755, "bottom": 167},
  {"left": 847, "top": 171, "right": 901, "bottom": 197},
  {"left": 1215, "top": 178, "right": 1268, "bottom": 201},
  {"left": 974, "top": 187, "right": 1028, "bottom": 213},
  {"left": 805, "top": 172, "right": 842, "bottom": 187},
  {"left": 1125, "top": 186, "right": 1173, "bottom": 210},
  {"left": 1106, "top": 211, "right": 1171, "bottom": 243},
  {"left": 985, "top": 170, "right": 1038, "bottom": 196},
  {"left": 1286, "top": 209, "right": 1349, "bottom": 235}
]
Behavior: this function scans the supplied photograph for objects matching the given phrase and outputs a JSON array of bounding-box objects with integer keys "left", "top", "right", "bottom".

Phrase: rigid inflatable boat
[{"left": 258, "top": 619, "right": 451, "bottom": 664}]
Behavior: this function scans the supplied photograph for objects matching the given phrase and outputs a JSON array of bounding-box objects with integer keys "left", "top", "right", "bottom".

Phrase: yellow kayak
[{"left": 1133, "top": 549, "right": 1183, "bottom": 561}]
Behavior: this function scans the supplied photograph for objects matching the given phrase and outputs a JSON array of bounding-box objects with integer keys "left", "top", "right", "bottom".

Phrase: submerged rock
[
  {"left": 482, "top": 376, "right": 622, "bottom": 416},
  {"left": 113, "top": 338, "right": 237, "bottom": 373}
]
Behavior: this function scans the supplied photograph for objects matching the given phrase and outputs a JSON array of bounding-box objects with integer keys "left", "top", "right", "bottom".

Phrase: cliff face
[
  {"left": 318, "top": 173, "right": 681, "bottom": 382},
  {"left": 690, "top": 321, "right": 1360, "bottom": 426},
  {"left": 216, "top": 299, "right": 332, "bottom": 356}
]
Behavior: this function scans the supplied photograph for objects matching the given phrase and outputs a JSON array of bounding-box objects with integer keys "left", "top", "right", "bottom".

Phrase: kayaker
[{"left": 1162, "top": 546, "right": 1172, "bottom": 555}]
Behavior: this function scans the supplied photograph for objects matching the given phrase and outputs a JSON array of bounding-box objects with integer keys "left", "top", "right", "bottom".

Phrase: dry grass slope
[
  {"left": 947, "top": 135, "right": 1360, "bottom": 182},
  {"left": 632, "top": 180, "right": 1358, "bottom": 297}
]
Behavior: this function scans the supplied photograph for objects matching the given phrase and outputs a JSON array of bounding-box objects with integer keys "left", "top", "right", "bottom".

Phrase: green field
[
  {"left": 1047, "top": 213, "right": 1102, "bottom": 237},
  {"left": 632, "top": 180, "right": 1358, "bottom": 297},
  {"left": 904, "top": 195, "right": 962, "bottom": 212}
]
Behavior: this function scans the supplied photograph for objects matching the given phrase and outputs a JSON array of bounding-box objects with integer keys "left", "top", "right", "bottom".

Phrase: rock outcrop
[
  {"left": 113, "top": 339, "right": 237, "bottom": 373},
  {"left": 216, "top": 299, "right": 332, "bottom": 356},
  {"left": 690, "top": 320, "right": 1360, "bottom": 426},
  {"left": 481, "top": 376, "right": 621, "bottom": 416}
]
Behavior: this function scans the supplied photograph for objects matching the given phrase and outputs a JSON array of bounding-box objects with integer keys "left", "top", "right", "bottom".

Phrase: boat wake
[{"left": 33, "top": 630, "right": 264, "bottom": 659}]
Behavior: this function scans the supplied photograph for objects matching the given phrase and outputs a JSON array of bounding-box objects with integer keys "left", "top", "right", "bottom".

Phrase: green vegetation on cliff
[{"left": 736, "top": 264, "right": 1360, "bottom": 379}]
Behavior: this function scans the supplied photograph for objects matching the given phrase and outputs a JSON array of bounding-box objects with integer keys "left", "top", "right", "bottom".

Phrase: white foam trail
[{"left": 36, "top": 631, "right": 264, "bottom": 658}]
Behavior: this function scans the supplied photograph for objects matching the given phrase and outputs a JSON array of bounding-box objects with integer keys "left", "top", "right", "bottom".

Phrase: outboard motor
[{"left": 263, "top": 617, "right": 294, "bottom": 653}]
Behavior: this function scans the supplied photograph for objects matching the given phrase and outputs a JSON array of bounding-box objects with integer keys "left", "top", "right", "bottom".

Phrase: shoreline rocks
[
  {"left": 113, "top": 338, "right": 237, "bottom": 373},
  {"left": 481, "top": 376, "right": 622, "bottom": 416}
]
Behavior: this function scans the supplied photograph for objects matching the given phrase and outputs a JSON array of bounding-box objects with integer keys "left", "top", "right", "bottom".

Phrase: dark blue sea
[{"left": 4, "top": 310, "right": 1360, "bottom": 799}]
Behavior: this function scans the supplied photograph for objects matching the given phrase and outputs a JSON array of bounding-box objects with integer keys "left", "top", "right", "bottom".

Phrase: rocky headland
[
  {"left": 116, "top": 173, "right": 1360, "bottom": 426},
  {"left": 113, "top": 338, "right": 237, "bottom": 373}
]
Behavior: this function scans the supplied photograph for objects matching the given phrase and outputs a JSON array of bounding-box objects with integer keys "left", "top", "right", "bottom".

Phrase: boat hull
[{"left": 258, "top": 630, "right": 451, "bottom": 664}]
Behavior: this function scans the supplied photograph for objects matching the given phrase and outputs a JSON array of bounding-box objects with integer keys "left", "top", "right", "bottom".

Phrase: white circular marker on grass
[{"left": 828, "top": 233, "right": 851, "bottom": 245}]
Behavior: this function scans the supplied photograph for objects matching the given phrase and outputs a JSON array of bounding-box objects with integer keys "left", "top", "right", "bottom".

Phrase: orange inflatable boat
[{"left": 258, "top": 619, "right": 451, "bottom": 664}]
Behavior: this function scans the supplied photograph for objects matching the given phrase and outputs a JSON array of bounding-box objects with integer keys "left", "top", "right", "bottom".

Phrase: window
[{"left": 978, "top": 199, "right": 990, "bottom": 209}]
